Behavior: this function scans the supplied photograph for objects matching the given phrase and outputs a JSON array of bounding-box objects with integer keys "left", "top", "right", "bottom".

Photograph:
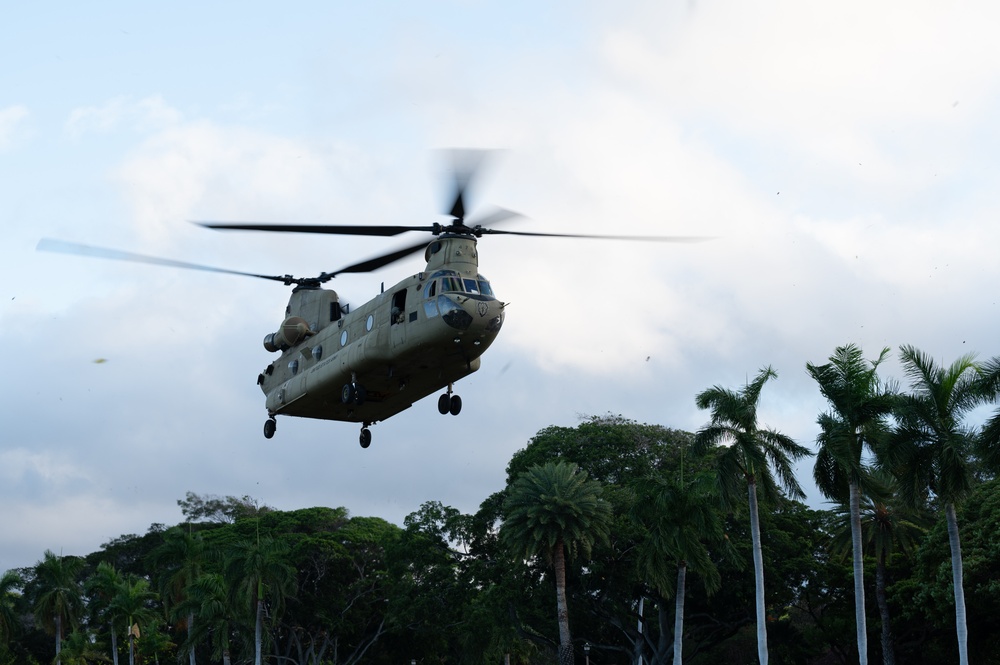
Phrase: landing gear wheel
[
  {"left": 438, "top": 393, "right": 451, "bottom": 415},
  {"left": 354, "top": 384, "right": 367, "bottom": 405},
  {"left": 359, "top": 428, "right": 372, "bottom": 448},
  {"left": 341, "top": 383, "right": 356, "bottom": 404},
  {"left": 449, "top": 394, "right": 462, "bottom": 416},
  {"left": 263, "top": 418, "right": 277, "bottom": 439}
]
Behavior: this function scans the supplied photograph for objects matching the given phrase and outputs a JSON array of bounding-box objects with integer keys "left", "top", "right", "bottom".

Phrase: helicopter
[{"left": 38, "top": 152, "right": 709, "bottom": 447}]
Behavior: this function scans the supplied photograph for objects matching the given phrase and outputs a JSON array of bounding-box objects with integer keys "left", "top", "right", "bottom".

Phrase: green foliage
[
  {"left": 694, "top": 367, "right": 813, "bottom": 506},
  {"left": 807, "top": 343, "right": 896, "bottom": 503},
  {"left": 0, "top": 570, "right": 21, "bottom": 645},
  {"left": 630, "top": 472, "right": 728, "bottom": 597},
  {"left": 29, "top": 550, "right": 85, "bottom": 638},
  {"left": 8, "top": 388, "right": 1000, "bottom": 665},
  {"left": 177, "top": 491, "right": 274, "bottom": 524},
  {"left": 502, "top": 460, "right": 613, "bottom": 565},
  {"left": 886, "top": 345, "right": 987, "bottom": 507}
]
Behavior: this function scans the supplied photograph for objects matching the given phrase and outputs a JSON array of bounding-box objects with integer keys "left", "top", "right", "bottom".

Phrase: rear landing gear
[
  {"left": 263, "top": 417, "right": 277, "bottom": 439},
  {"left": 437, "top": 384, "right": 462, "bottom": 416},
  {"left": 359, "top": 425, "right": 372, "bottom": 448}
]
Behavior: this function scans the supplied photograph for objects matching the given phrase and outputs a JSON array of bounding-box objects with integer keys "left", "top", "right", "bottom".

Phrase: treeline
[{"left": 2, "top": 343, "right": 1000, "bottom": 665}]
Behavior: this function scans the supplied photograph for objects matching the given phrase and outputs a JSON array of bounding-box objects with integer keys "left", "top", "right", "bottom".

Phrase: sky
[{"left": 2, "top": 1, "right": 999, "bottom": 574}]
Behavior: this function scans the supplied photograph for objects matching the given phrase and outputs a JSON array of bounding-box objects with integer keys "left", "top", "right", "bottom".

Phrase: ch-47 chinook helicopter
[{"left": 39, "top": 153, "right": 708, "bottom": 447}]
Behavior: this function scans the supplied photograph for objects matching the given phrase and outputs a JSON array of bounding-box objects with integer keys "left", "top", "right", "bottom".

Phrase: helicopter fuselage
[{"left": 257, "top": 235, "right": 505, "bottom": 431}]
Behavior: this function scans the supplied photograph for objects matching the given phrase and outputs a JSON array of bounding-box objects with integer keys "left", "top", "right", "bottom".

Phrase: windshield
[{"left": 465, "top": 275, "right": 495, "bottom": 297}]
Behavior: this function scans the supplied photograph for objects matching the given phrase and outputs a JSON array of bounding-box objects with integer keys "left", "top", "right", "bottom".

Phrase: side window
[
  {"left": 391, "top": 290, "right": 406, "bottom": 324},
  {"left": 424, "top": 280, "right": 437, "bottom": 299}
]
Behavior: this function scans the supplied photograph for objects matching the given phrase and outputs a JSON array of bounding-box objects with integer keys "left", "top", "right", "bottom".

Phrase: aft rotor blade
[
  {"left": 37, "top": 238, "right": 295, "bottom": 284},
  {"left": 196, "top": 222, "right": 434, "bottom": 237},
  {"left": 478, "top": 229, "right": 716, "bottom": 242},
  {"left": 321, "top": 240, "right": 430, "bottom": 279}
]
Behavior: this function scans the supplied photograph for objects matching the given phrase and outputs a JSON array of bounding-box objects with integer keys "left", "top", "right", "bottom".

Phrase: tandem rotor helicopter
[{"left": 39, "top": 151, "right": 708, "bottom": 448}]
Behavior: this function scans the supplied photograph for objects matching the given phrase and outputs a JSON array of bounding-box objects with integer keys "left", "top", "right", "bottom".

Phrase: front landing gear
[
  {"left": 359, "top": 424, "right": 372, "bottom": 449},
  {"left": 263, "top": 417, "right": 277, "bottom": 439},
  {"left": 437, "top": 384, "right": 462, "bottom": 416},
  {"left": 342, "top": 382, "right": 367, "bottom": 405}
]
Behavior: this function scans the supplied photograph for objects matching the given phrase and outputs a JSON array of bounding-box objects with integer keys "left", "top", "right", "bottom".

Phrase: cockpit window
[
  {"left": 477, "top": 275, "right": 495, "bottom": 297},
  {"left": 440, "top": 276, "right": 464, "bottom": 293}
]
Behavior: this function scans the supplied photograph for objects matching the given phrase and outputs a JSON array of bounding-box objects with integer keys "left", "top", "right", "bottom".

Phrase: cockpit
[{"left": 423, "top": 270, "right": 495, "bottom": 300}]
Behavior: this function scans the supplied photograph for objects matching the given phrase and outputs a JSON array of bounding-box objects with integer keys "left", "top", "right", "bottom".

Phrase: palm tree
[
  {"left": 692, "top": 366, "right": 811, "bottom": 665},
  {"left": 223, "top": 534, "right": 296, "bottom": 665},
  {"left": 177, "top": 573, "right": 233, "bottom": 665},
  {"left": 501, "top": 460, "right": 613, "bottom": 665},
  {"left": 828, "top": 478, "right": 927, "bottom": 665},
  {"left": 55, "top": 629, "right": 110, "bottom": 665},
  {"left": 977, "top": 355, "right": 1000, "bottom": 471},
  {"left": 883, "top": 345, "right": 991, "bottom": 665},
  {"left": 84, "top": 562, "right": 124, "bottom": 665},
  {"left": 631, "top": 472, "right": 726, "bottom": 665},
  {"left": 1, "top": 570, "right": 22, "bottom": 645},
  {"left": 32, "top": 550, "right": 85, "bottom": 665},
  {"left": 149, "top": 527, "right": 205, "bottom": 665},
  {"left": 807, "top": 344, "right": 896, "bottom": 665},
  {"left": 110, "top": 576, "right": 159, "bottom": 665}
]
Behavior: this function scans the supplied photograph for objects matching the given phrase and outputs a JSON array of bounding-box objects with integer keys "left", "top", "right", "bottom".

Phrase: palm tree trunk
[
  {"left": 255, "top": 597, "right": 264, "bottom": 665},
  {"left": 673, "top": 562, "right": 686, "bottom": 665},
  {"left": 188, "top": 611, "right": 196, "bottom": 665},
  {"left": 128, "top": 617, "right": 135, "bottom": 665},
  {"left": 747, "top": 479, "right": 769, "bottom": 665},
  {"left": 55, "top": 614, "right": 62, "bottom": 665},
  {"left": 945, "top": 502, "right": 969, "bottom": 665},
  {"left": 109, "top": 620, "right": 119, "bottom": 665},
  {"left": 875, "top": 548, "right": 895, "bottom": 665},
  {"left": 849, "top": 480, "right": 869, "bottom": 665},
  {"left": 553, "top": 540, "right": 573, "bottom": 665}
]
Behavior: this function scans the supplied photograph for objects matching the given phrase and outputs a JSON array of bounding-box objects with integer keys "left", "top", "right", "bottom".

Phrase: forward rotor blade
[
  {"left": 444, "top": 148, "right": 492, "bottom": 222},
  {"left": 467, "top": 206, "right": 523, "bottom": 229},
  {"left": 477, "top": 229, "right": 716, "bottom": 242},
  {"left": 37, "top": 238, "right": 295, "bottom": 284},
  {"left": 322, "top": 240, "right": 430, "bottom": 279},
  {"left": 196, "top": 222, "right": 434, "bottom": 237}
]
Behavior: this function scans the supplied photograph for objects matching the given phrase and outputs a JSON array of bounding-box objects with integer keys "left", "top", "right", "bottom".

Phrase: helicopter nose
[
  {"left": 438, "top": 295, "right": 473, "bottom": 330},
  {"left": 437, "top": 295, "right": 504, "bottom": 334}
]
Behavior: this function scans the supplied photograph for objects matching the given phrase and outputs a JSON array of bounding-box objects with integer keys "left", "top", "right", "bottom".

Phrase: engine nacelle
[{"left": 263, "top": 316, "right": 312, "bottom": 352}]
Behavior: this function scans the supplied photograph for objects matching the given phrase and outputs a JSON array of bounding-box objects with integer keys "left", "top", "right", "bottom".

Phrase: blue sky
[{"left": 2, "top": 1, "right": 999, "bottom": 574}]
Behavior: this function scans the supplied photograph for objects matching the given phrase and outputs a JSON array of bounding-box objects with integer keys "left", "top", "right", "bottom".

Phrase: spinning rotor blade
[
  {"left": 445, "top": 149, "right": 492, "bottom": 223},
  {"left": 196, "top": 222, "right": 436, "bottom": 236},
  {"left": 37, "top": 238, "right": 298, "bottom": 285},
  {"left": 320, "top": 240, "right": 430, "bottom": 278},
  {"left": 478, "top": 229, "right": 715, "bottom": 242}
]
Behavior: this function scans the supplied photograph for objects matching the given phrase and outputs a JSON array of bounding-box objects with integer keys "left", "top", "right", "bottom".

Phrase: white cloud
[
  {"left": 0, "top": 448, "right": 90, "bottom": 487},
  {"left": 65, "top": 94, "right": 183, "bottom": 138},
  {"left": 0, "top": 105, "right": 29, "bottom": 150}
]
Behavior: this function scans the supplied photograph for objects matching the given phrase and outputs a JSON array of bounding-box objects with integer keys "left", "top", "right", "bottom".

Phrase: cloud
[
  {"left": 0, "top": 105, "right": 29, "bottom": 150},
  {"left": 65, "top": 95, "right": 183, "bottom": 139}
]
